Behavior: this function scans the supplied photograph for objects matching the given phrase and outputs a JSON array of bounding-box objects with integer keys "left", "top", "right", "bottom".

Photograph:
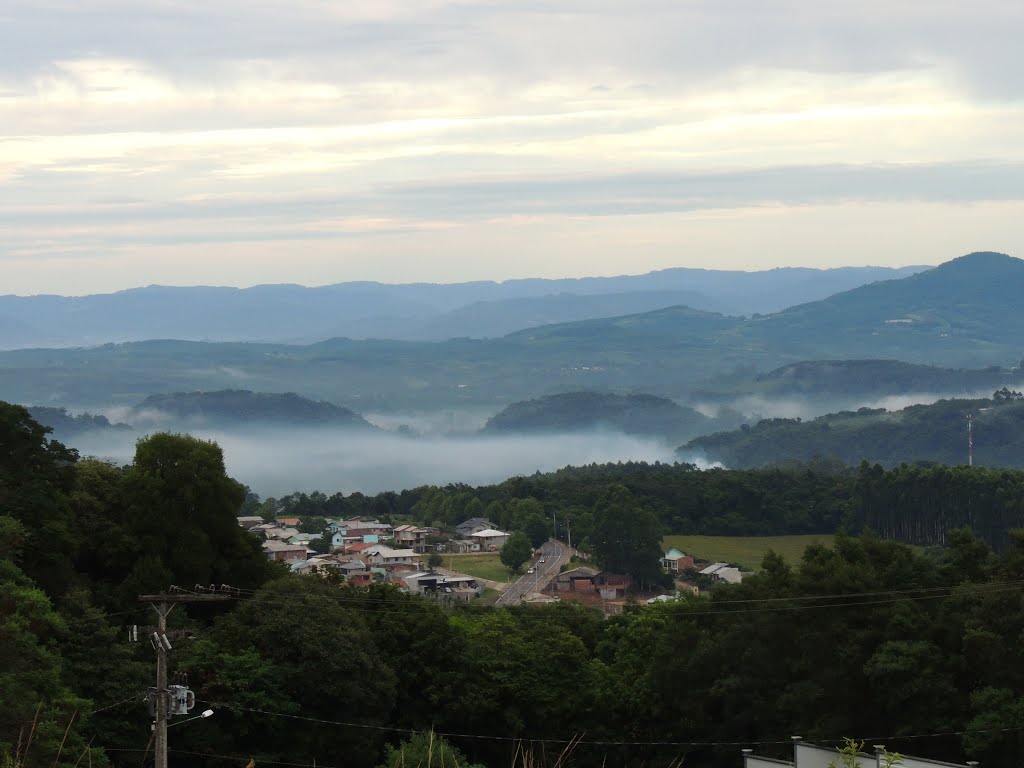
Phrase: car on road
[
  {"left": 539, "top": 558, "right": 546, "bottom": 563},
  {"left": 527, "top": 567, "right": 535, "bottom": 574}
]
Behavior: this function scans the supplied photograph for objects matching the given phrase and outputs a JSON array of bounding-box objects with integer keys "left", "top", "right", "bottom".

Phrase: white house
[{"left": 469, "top": 528, "right": 511, "bottom": 550}]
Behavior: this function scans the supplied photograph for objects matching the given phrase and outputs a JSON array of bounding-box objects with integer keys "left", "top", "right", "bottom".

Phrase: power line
[
  {"left": 167, "top": 579, "right": 1024, "bottom": 618},
  {"left": 89, "top": 693, "right": 145, "bottom": 715},
  {"left": 185, "top": 700, "right": 1024, "bottom": 750}
]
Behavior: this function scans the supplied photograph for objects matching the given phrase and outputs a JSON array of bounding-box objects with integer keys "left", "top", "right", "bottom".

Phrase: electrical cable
[
  {"left": 166, "top": 578, "right": 1024, "bottom": 619},
  {"left": 89, "top": 693, "right": 145, "bottom": 715},
  {"left": 171, "top": 700, "right": 1024, "bottom": 750}
]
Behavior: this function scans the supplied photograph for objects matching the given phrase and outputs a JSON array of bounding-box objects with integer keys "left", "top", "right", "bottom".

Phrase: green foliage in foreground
[{"left": 10, "top": 402, "right": 1024, "bottom": 768}]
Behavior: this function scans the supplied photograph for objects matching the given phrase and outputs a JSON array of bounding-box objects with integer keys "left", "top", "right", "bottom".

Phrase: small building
[
  {"left": 237, "top": 516, "right": 265, "bottom": 529},
  {"left": 403, "top": 571, "right": 484, "bottom": 600},
  {"left": 455, "top": 518, "right": 497, "bottom": 537},
  {"left": 551, "top": 566, "right": 599, "bottom": 593},
  {"left": 593, "top": 572, "right": 632, "bottom": 600},
  {"left": 274, "top": 517, "right": 301, "bottom": 527},
  {"left": 262, "top": 540, "right": 307, "bottom": 563},
  {"left": 469, "top": 528, "right": 511, "bottom": 550},
  {"left": 392, "top": 524, "right": 436, "bottom": 553},
  {"left": 449, "top": 539, "right": 482, "bottom": 554},
  {"left": 742, "top": 740, "right": 975, "bottom": 768},
  {"left": 699, "top": 562, "right": 744, "bottom": 584},
  {"left": 661, "top": 548, "right": 694, "bottom": 573},
  {"left": 364, "top": 545, "right": 420, "bottom": 571}
]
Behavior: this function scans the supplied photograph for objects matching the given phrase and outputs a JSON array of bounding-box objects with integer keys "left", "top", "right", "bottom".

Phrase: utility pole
[
  {"left": 566, "top": 518, "right": 572, "bottom": 551},
  {"left": 139, "top": 592, "right": 230, "bottom": 768},
  {"left": 967, "top": 412, "right": 974, "bottom": 467}
]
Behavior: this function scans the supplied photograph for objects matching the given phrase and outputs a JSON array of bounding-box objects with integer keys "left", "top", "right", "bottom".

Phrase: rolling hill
[
  {"left": 128, "top": 390, "right": 375, "bottom": 429},
  {"left": 481, "top": 391, "right": 716, "bottom": 442},
  {"left": 0, "top": 253, "right": 1017, "bottom": 411},
  {"left": 680, "top": 389, "right": 1024, "bottom": 469}
]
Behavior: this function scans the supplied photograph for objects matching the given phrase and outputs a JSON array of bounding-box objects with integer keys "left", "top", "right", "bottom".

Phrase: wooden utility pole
[{"left": 139, "top": 593, "right": 230, "bottom": 768}]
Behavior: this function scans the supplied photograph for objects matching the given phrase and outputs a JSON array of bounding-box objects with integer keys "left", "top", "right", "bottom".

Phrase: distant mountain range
[
  {"left": 0, "top": 264, "right": 926, "bottom": 349},
  {"left": 0, "top": 252, "right": 1018, "bottom": 411}
]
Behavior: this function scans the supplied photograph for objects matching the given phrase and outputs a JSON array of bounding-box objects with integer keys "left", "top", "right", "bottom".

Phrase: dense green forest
[
  {"left": 683, "top": 391, "right": 1024, "bottom": 470},
  {"left": 8, "top": 401, "right": 1024, "bottom": 768}
]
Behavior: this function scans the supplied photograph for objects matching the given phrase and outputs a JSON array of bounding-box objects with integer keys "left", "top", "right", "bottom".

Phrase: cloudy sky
[{"left": 3, "top": 0, "right": 1023, "bottom": 295}]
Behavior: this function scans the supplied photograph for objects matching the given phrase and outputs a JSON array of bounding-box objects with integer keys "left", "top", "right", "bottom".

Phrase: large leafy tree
[
  {"left": 590, "top": 485, "right": 665, "bottom": 588},
  {"left": 118, "top": 433, "right": 274, "bottom": 598},
  {"left": 500, "top": 532, "right": 533, "bottom": 573},
  {"left": 184, "top": 577, "right": 398, "bottom": 768}
]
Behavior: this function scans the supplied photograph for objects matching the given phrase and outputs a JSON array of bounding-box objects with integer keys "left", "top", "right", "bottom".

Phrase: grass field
[
  {"left": 443, "top": 553, "right": 513, "bottom": 583},
  {"left": 662, "top": 534, "right": 835, "bottom": 572}
]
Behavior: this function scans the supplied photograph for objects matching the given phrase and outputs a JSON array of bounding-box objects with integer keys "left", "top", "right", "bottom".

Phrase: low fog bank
[{"left": 69, "top": 427, "right": 683, "bottom": 497}]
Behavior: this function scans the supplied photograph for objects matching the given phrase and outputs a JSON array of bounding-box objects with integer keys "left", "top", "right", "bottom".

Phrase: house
[
  {"left": 330, "top": 519, "right": 393, "bottom": 537},
  {"left": 274, "top": 517, "right": 301, "bottom": 527},
  {"left": 392, "top": 524, "right": 436, "bottom": 553},
  {"left": 288, "top": 533, "right": 323, "bottom": 546},
  {"left": 449, "top": 539, "right": 482, "bottom": 554},
  {"left": 469, "top": 528, "right": 511, "bottom": 550},
  {"left": 364, "top": 545, "right": 420, "bottom": 571},
  {"left": 236, "top": 515, "right": 264, "bottom": 529},
  {"left": 290, "top": 556, "right": 340, "bottom": 576},
  {"left": 337, "top": 559, "right": 368, "bottom": 575},
  {"left": 403, "top": 572, "right": 484, "bottom": 600},
  {"left": 455, "top": 518, "right": 496, "bottom": 537},
  {"left": 345, "top": 541, "right": 376, "bottom": 555},
  {"left": 330, "top": 531, "right": 380, "bottom": 552},
  {"left": 593, "top": 572, "right": 632, "bottom": 600},
  {"left": 551, "top": 566, "right": 598, "bottom": 593},
  {"left": 262, "top": 540, "right": 307, "bottom": 563},
  {"left": 264, "top": 526, "right": 300, "bottom": 540},
  {"left": 661, "top": 548, "right": 694, "bottom": 573},
  {"left": 742, "top": 739, "right": 975, "bottom": 768},
  {"left": 699, "top": 562, "right": 744, "bottom": 584}
]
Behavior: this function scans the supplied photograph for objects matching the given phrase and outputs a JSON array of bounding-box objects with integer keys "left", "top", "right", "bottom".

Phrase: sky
[{"left": 3, "top": 0, "right": 1024, "bottom": 296}]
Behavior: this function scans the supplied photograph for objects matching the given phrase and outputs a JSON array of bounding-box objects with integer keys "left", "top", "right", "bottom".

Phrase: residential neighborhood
[{"left": 243, "top": 514, "right": 746, "bottom": 609}]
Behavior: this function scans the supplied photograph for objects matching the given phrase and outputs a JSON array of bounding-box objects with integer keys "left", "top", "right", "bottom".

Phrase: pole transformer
[{"left": 138, "top": 592, "right": 230, "bottom": 768}]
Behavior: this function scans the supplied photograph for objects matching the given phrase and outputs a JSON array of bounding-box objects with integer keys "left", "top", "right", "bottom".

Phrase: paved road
[{"left": 495, "top": 539, "right": 571, "bottom": 606}]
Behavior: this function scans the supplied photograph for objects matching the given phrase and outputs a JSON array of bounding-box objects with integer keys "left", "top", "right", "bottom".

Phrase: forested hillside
[
  {"left": 683, "top": 391, "right": 1024, "bottom": 470},
  {"left": 6, "top": 401, "right": 1024, "bottom": 768},
  {"left": 692, "top": 359, "right": 1024, "bottom": 403},
  {"left": 128, "top": 389, "right": 374, "bottom": 428},
  {"left": 482, "top": 391, "right": 718, "bottom": 442}
]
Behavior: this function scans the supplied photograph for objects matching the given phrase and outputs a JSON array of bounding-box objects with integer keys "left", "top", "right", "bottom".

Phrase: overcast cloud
[{"left": 3, "top": 0, "right": 1023, "bottom": 294}]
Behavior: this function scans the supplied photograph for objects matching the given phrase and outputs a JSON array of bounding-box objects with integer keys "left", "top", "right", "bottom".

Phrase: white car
[
  {"left": 539, "top": 558, "right": 546, "bottom": 563},
  {"left": 527, "top": 567, "right": 535, "bottom": 574}
]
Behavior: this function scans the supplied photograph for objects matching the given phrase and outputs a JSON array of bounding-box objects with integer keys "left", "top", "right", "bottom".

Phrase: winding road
[{"left": 495, "top": 538, "right": 571, "bottom": 606}]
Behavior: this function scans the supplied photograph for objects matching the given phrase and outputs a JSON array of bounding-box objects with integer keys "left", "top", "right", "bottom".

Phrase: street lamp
[{"left": 168, "top": 709, "right": 214, "bottom": 728}]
